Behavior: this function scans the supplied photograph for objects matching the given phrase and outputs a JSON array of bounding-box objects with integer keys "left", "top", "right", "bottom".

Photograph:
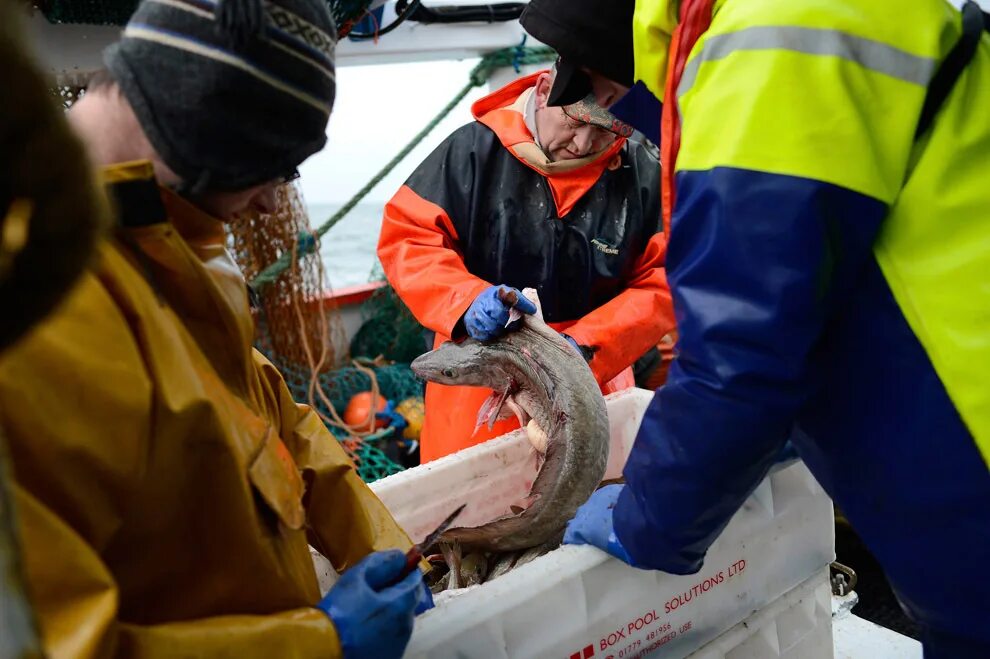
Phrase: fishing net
[
  {"left": 229, "top": 183, "right": 347, "bottom": 372},
  {"left": 36, "top": 0, "right": 376, "bottom": 34},
  {"left": 279, "top": 359, "right": 422, "bottom": 480},
  {"left": 36, "top": 0, "right": 139, "bottom": 25},
  {"left": 229, "top": 187, "right": 417, "bottom": 481},
  {"left": 350, "top": 283, "right": 430, "bottom": 363}
]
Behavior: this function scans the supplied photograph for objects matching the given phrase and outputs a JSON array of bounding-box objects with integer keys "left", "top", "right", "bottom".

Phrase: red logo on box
[{"left": 568, "top": 645, "right": 594, "bottom": 659}]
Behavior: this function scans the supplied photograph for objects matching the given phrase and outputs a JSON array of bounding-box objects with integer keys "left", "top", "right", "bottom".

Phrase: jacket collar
[{"left": 470, "top": 72, "right": 626, "bottom": 217}]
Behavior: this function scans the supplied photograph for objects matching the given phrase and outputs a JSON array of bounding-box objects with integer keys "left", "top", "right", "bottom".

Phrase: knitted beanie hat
[{"left": 106, "top": 0, "right": 337, "bottom": 192}]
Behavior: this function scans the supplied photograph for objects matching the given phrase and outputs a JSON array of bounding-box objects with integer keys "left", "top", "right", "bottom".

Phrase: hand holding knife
[{"left": 389, "top": 503, "right": 466, "bottom": 585}]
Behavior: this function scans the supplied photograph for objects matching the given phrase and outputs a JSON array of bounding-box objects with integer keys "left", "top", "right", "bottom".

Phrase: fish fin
[
  {"left": 532, "top": 449, "right": 545, "bottom": 472},
  {"left": 509, "top": 493, "right": 541, "bottom": 515},
  {"left": 440, "top": 541, "right": 463, "bottom": 591},
  {"left": 475, "top": 384, "right": 511, "bottom": 433}
]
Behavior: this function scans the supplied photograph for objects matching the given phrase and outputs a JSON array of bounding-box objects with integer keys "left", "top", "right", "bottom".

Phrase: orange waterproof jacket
[
  {"left": 0, "top": 162, "right": 414, "bottom": 658},
  {"left": 378, "top": 73, "right": 675, "bottom": 462}
]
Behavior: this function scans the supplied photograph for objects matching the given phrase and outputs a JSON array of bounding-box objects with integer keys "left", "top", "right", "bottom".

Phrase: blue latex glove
[
  {"left": 375, "top": 399, "right": 408, "bottom": 433},
  {"left": 464, "top": 285, "right": 538, "bottom": 341},
  {"left": 564, "top": 484, "right": 635, "bottom": 565},
  {"left": 316, "top": 550, "right": 428, "bottom": 659},
  {"left": 415, "top": 580, "right": 434, "bottom": 615},
  {"left": 560, "top": 333, "right": 584, "bottom": 358}
]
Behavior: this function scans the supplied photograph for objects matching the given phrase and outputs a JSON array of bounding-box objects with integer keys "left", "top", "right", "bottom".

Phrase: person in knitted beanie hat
[
  {"left": 0, "top": 2, "right": 432, "bottom": 657},
  {"left": 109, "top": 0, "right": 335, "bottom": 191}
]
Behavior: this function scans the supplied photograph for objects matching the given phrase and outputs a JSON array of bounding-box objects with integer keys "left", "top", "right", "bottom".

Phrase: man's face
[
  {"left": 534, "top": 73, "right": 618, "bottom": 161},
  {"left": 194, "top": 181, "right": 280, "bottom": 221}
]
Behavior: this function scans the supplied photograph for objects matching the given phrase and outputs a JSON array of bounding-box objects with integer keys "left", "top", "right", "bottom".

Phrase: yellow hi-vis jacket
[
  {"left": 616, "top": 0, "right": 990, "bottom": 644},
  {"left": 0, "top": 161, "right": 414, "bottom": 658}
]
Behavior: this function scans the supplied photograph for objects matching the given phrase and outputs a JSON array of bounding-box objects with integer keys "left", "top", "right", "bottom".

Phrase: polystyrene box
[{"left": 368, "top": 388, "right": 835, "bottom": 658}]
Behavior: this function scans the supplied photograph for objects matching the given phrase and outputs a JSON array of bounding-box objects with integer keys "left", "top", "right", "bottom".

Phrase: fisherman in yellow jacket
[{"left": 0, "top": 1, "right": 430, "bottom": 657}]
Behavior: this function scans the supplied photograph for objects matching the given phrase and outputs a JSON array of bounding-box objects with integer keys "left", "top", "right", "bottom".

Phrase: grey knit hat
[{"left": 105, "top": 0, "right": 337, "bottom": 192}]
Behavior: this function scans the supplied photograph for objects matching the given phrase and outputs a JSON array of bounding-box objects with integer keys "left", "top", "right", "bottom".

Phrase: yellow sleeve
[
  {"left": 253, "top": 353, "right": 416, "bottom": 572},
  {"left": 0, "top": 272, "right": 344, "bottom": 659},
  {"left": 15, "top": 486, "right": 342, "bottom": 659}
]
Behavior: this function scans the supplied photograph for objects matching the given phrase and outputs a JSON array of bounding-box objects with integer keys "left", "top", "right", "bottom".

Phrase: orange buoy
[{"left": 343, "top": 391, "right": 387, "bottom": 429}]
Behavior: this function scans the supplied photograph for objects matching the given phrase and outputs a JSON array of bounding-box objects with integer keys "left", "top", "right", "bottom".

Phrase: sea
[{"left": 308, "top": 201, "right": 387, "bottom": 289}]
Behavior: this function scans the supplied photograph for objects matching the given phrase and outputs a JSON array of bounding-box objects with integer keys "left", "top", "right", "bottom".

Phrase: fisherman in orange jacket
[{"left": 378, "top": 66, "right": 675, "bottom": 462}]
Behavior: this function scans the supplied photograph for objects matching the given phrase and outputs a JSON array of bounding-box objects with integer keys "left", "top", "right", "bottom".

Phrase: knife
[{"left": 390, "top": 503, "right": 466, "bottom": 584}]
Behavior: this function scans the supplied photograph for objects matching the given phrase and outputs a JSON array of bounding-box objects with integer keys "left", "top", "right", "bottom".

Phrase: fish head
[{"left": 411, "top": 339, "right": 503, "bottom": 387}]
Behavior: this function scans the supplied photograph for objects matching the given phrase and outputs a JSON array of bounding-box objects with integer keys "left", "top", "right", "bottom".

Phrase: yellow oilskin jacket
[{"left": 0, "top": 161, "right": 414, "bottom": 658}]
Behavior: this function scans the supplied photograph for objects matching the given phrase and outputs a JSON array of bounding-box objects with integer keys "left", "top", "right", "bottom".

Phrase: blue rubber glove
[
  {"left": 316, "top": 550, "right": 427, "bottom": 659},
  {"left": 560, "top": 333, "right": 583, "bottom": 358},
  {"left": 464, "top": 285, "right": 538, "bottom": 341},
  {"left": 375, "top": 399, "right": 408, "bottom": 433},
  {"left": 564, "top": 484, "right": 636, "bottom": 565},
  {"left": 415, "top": 580, "right": 434, "bottom": 615}
]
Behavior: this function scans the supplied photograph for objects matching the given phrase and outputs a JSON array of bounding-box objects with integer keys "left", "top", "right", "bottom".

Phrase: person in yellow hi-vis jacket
[
  {"left": 520, "top": 0, "right": 990, "bottom": 656},
  {"left": 0, "top": 1, "right": 430, "bottom": 658}
]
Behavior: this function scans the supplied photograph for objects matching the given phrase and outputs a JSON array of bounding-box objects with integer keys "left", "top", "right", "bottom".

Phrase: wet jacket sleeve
[
  {"left": 564, "top": 231, "right": 674, "bottom": 385},
  {"left": 613, "top": 6, "right": 907, "bottom": 572},
  {"left": 14, "top": 485, "right": 341, "bottom": 659},
  {"left": 0, "top": 276, "right": 343, "bottom": 659},
  {"left": 255, "top": 354, "right": 417, "bottom": 571},
  {"left": 377, "top": 182, "right": 490, "bottom": 338}
]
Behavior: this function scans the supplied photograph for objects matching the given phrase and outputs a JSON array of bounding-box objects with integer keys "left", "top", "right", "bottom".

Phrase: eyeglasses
[{"left": 560, "top": 103, "right": 633, "bottom": 138}]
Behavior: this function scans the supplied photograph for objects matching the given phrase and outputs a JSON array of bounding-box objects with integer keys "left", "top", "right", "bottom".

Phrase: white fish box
[
  {"left": 688, "top": 568, "right": 832, "bottom": 659},
  {"left": 370, "top": 388, "right": 836, "bottom": 658}
]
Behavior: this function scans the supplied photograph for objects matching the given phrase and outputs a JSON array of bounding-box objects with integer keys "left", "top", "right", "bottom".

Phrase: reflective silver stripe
[{"left": 678, "top": 26, "right": 936, "bottom": 98}]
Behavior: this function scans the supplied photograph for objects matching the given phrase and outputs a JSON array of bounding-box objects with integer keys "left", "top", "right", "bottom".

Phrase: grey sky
[
  {"left": 297, "top": 58, "right": 488, "bottom": 206},
  {"left": 298, "top": 0, "right": 987, "bottom": 206}
]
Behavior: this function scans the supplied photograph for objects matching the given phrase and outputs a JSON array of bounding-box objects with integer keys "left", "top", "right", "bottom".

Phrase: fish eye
[{"left": 442, "top": 368, "right": 456, "bottom": 378}]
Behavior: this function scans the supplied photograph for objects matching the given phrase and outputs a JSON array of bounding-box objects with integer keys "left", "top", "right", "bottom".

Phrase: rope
[
  {"left": 250, "top": 45, "right": 556, "bottom": 292},
  {"left": 288, "top": 226, "right": 389, "bottom": 439}
]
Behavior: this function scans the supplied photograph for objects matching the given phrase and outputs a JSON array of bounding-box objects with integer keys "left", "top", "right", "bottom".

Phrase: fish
[
  {"left": 459, "top": 552, "right": 488, "bottom": 587},
  {"left": 484, "top": 549, "right": 521, "bottom": 582},
  {"left": 410, "top": 288, "right": 609, "bottom": 552}
]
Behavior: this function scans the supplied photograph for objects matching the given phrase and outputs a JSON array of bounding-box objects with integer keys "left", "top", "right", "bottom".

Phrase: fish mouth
[
  {"left": 410, "top": 352, "right": 461, "bottom": 384},
  {"left": 410, "top": 354, "right": 438, "bottom": 380}
]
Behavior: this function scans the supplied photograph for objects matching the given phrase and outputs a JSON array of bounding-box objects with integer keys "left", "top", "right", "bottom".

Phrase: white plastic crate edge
[{"left": 687, "top": 568, "right": 833, "bottom": 659}]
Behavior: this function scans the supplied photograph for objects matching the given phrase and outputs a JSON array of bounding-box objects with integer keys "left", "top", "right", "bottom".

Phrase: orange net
[{"left": 228, "top": 183, "right": 347, "bottom": 372}]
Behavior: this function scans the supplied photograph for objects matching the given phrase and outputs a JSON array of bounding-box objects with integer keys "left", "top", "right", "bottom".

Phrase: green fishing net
[
  {"left": 38, "top": 0, "right": 139, "bottom": 25},
  {"left": 38, "top": 0, "right": 375, "bottom": 32},
  {"left": 256, "top": 287, "right": 427, "bottom": 484},
  {"left": 274, "top": 360, "right": 423, "bottom": 482},
  {"left": 279, "top": 360, "right": 423, "bottom": 418},
  {"left": 350, "top": 284, "right": 430, "bottom": 363}
]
